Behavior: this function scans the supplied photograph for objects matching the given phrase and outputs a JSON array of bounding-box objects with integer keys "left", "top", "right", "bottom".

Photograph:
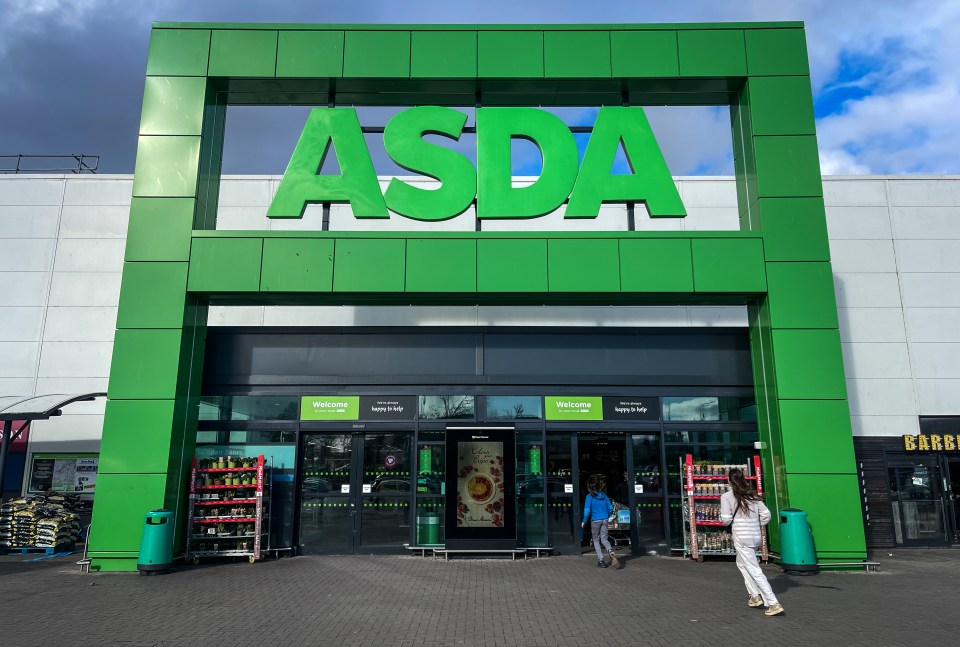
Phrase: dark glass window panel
[
  {"left": 632, "top": 434, "right": 662, "bottom": 495},
  {"left": 199, "top": 396, "right": 299, "bottom": 421},
  {"left": 416, "top": 442, "right": 445, "bottom": 495},
  {"left": 302, "top": 434, "right": 352, "bottom": 492},
  {"left": 663, "top": 396, "right": 720, "bottom": 421},
  {"left": 517, "top": 498, "right": 546, "bottom": 547},
  {"left": 547, "top": 495, "right": 576, "bottom": 549},
  {"left": 635, "top": 499, "right": 666, "bottom": 550},
  {"left": 485, "top": 396, "right": 543, "bottom": 420},
  {"left": 360, "top": 498, "right": 411, "bottom": 548},
  {"left": 417, "top": 395, "right": 475, "bottom": 420},
  {"left": 299, "top": 498, "right": 350, "bottom": 552}
]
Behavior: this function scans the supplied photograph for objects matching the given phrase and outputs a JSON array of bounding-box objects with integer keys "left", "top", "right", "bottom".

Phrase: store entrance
[
  {"left": 887, "top": 454, "right": 951, "bottom": 546},
  {"left": 298, "top": 431, "right": 412, "bottom": 554},
  {"left": 578, "top": 434, "right": 629, "bottom": 550},
  {"left": 947, "top": 459, "right": 960, "bottom": 544}
]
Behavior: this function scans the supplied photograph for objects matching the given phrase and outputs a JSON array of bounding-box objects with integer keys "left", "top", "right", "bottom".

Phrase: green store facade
[{"left": 87, "top": 20, "right": 867, "bottom": 571}]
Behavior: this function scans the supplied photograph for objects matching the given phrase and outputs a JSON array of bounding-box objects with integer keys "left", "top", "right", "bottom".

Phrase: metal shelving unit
[
  {"left": 185, "top": 454, "right": 269, "bottom": 564},
  {"left": 681, "top": 454, "right": 767, "bottom": 562}
]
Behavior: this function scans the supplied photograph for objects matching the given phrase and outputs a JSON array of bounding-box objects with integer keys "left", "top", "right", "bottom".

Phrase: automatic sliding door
[
  {"left": 299, "top": 433, "right": 354, "bottom": 553},
  {"left": 359, "top": 432, "right": 412, "bottom": 549}
]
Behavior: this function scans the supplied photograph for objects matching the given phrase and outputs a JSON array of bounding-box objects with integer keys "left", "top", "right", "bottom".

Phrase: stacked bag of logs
[{"left": 0, "top": 493, "right": 81, "bottom": 550}]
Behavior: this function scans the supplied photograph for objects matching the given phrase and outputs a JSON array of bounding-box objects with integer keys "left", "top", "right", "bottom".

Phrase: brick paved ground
[{"left": 0, "top": 549, "right": 956, "bottom": 646}]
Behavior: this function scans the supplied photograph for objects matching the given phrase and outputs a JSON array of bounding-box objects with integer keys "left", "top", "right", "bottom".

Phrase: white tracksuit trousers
[{"left": 734, "top": 536, "right": 778, "bottom": 606}]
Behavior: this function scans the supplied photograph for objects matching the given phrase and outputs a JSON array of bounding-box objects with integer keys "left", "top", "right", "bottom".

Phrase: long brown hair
[{"left": 728, "top": 468, "right": 761, "bottom": 513}]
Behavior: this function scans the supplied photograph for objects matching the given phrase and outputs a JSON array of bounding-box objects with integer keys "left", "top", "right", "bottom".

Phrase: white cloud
[{"left": 1, "top": 0, "right": 957, "bottom": 175}]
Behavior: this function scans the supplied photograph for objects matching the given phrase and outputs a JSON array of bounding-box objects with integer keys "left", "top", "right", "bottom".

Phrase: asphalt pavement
[{"left": 0, "top": 548, "right": 955, "bottom": 646}]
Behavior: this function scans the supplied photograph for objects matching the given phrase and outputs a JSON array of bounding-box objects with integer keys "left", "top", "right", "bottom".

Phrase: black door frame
[
  {"left": 884, "top": 452, "right": 951, "bottom": 547},
  {"left": 296, "top": 423, "right": 415, "bottom": 554}
]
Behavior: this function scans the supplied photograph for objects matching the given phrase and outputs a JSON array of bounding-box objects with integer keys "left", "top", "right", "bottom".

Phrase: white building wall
[{"left": 1, "top": 173, "right": 958, "bottom": 486}]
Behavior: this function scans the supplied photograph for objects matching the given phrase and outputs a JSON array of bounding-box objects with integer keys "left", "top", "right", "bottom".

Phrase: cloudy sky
[{"left": 1, "top": 0, "right": 958, "bottom": 176}]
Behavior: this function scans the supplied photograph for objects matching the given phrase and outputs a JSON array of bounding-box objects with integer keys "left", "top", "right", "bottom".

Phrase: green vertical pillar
[
  {"left": 737, "top": 28, "right": 866, "bottom": 564},
  {"left": 88, "top": 29, "right": 220, "bottom": 571}
]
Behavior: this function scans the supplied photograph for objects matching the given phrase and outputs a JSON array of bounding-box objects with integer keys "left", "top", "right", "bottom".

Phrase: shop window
[
  {"left": 195, "top": 440, "right": 297, "bottom": 548},
  {"left": 199, "top": 396, "right": 299, "bottom": 421},
  {"left": 416, "top": 395, "right": 474, "bottom": 420},
  {"left": 662, "top": 396, "right": 755, "bottom": 421},
  {"left": 664, "top": 430, "right": 758, "bottom": 445},
  {"left": 485, "top": 396, "right": 543, "bottom": 420}
]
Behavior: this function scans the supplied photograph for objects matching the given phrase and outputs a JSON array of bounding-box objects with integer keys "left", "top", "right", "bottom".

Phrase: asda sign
[{"left": 268, "top": 106, "right": 685, "bottom": 222}]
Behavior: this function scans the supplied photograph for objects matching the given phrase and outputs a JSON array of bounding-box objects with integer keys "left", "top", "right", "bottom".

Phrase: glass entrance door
[
  {"left": 578, "top": 434, "right": 629, "bottom": 551},
  {"left": 887, "top": 455, "right": 950, "bottom": 546},
  {"left": 299, "top": 431, "right": 412, "bottom": 553},
  {"left": 945, "top": 458, "right": 960, "bottom": 544}
]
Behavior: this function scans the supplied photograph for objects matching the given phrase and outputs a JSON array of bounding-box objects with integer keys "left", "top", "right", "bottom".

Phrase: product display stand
[
  {"left": 186, "top": 454, "right": 270, "bottom": 564},
  {"left": 682, "top": 454, "right": 767, "bottom": 562}
]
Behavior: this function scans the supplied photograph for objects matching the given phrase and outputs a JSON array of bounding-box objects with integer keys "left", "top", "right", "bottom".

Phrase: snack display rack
[
  {"left": 681, "top": 454, "right": 767, "bottom": 562},
  {"left": 185, "top": 454, "right": 270, "bottom": 564}
]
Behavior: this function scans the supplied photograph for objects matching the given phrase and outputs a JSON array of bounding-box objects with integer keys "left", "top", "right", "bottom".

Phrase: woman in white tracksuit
[{"left": 719, "top": 468, "right": 784, "bottom": 617}]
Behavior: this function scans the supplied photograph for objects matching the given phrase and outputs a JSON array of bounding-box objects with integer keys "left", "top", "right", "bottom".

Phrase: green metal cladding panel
[
  {"left": 188, "top": 237, "right": 263, "bottom": 292},
  {"left": 784, "top": 473, "right": 867, "bottom": 558},
  {"left": 261, "top": 238, "right": 334, "bottom": 292},
  {"left": 411, "top": 31, "right": 477, "bottom": 78},
  {"left": 208, "top": 29, "right": 278, "bottom": 77},
  {"left": 747, "top": 77, "right": 816, "bottom": 136},
  {"left": 778, "top": 400, "right": 856, "bottom": 474},
  {"left": 98, "top": 400, "right": 178, "bottom": 474},
  {"left": 344, "top": 31, "right": 411, "bottom": 77},
  {"left": 758, "top": 198, "right": 831, "bottom": 262},
  {"left": 125, "top": 198, "right": 195, "bottom": 262},
  {"left": 132, "top": 136, "right": 201, "bottom": 198},
  {"left": 478, "top": 31, "right": 544, "bottom": 78},
  {"left": 116, "top": 262, "right": 189, "bottom": 329},
  {"left": 771, "top": 329, "right": 848, "bottom": 400},
  {"left": 619, "top": 239, "right": 694, "bottom": 292},
  {"left": 745, "top": 28, "right": 810, "bottom": 76},
  {"left": 691, "top": 238, "right": 766, "bottom": 292},
  {"left": 276, "top": 30, "right": 344, "bottom": 77},
  {"left": 107, "top": 329, "right": 184, "bottom": 400},
  {"left": 88, "top": 473, "right": 168, "bottom": 554},
  {"left": 477, "top": 239, "right": 548, "bottom": 292},
  {"left": 754, "top": 136, "right": 823, "bottom": 197},
  {"left": 139, "top": 77, "right": 207, "bottom": 136},
  {"left": 548, "top": 239, "right": 620, "bottom": 292},
  {"left": 764, "top": 262, "right": 839, "bottom": 329},
  {"left": 610, "top": 31, "right": 679, "bottom": 77},
  {"left": 333, "top": 239, "right": 406, "bottom": 292},
  {"left": 544, "top": 31, "right": 611, "bottom": 78},
  {"left": 406, "top": 239, "right": 477, "bottom": 292},
  {"left": 146, "top": 29, "right": 210, "bottom": 76},
  {"left": 677, "top": 30, "right": 747, "bottom": 77}
]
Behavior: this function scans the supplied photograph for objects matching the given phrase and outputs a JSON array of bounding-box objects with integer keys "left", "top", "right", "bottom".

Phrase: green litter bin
[
  {"left": 137, "top": 509, "right": 174, "bottom": 575},
  {"left": 417, "top": 511, "right": 440, "bottom": 545},
  {"left": 779, "top": 508, "right": 819, "bottom": 575}
]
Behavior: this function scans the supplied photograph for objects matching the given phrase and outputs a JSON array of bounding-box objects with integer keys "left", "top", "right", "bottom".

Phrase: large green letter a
[{"left": 268, "top": 108, "right": 387, "bottom": 218}]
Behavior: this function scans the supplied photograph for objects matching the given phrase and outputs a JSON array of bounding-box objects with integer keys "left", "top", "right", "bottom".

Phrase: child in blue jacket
[{"left": 581, "top": 476, "right": 619, "bottom": 568}]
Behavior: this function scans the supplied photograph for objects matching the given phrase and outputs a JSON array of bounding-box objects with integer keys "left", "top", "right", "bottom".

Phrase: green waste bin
[
  {"left": 779, "top": 508, "right": 819, "bottom": 575},
  {"left": 417, "top": 511, "right": 440, "bottom": 545},
  {"left": 137, "top": 509, "right": 174, "bottom": 575}
]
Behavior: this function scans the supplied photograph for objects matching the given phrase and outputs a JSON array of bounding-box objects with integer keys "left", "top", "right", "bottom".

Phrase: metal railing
[{"left": 0, "top": 154, "right": 99, "bottom": 174}]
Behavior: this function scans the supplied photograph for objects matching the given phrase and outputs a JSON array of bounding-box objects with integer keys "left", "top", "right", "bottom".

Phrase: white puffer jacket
[{"left": 719, "top": 490, "right": 770, "bottom": 548}]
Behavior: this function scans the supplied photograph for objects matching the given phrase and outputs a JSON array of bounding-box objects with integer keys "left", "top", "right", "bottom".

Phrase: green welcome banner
[
  {"left": 300, "top": 396, "right": 360, "bottom": 421},
  {"left": 544, "top": 396, "right": 603, "bottom": 421}
]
